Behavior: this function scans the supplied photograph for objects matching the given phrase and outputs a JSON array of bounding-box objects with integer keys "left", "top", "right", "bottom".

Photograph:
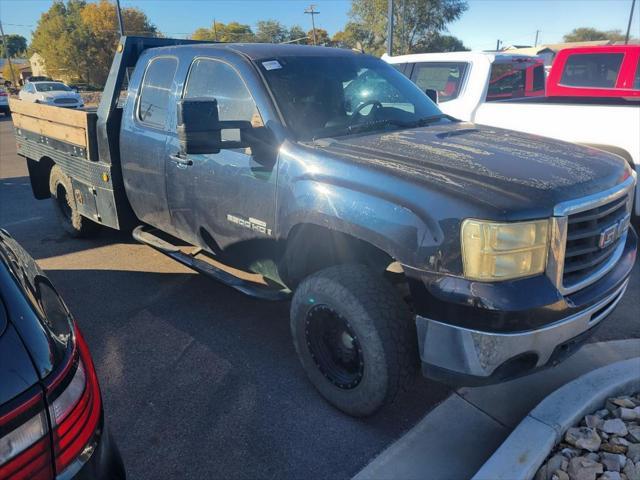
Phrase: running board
[{"left": 133, "top": 225, "right": 290, "bottom": 301}]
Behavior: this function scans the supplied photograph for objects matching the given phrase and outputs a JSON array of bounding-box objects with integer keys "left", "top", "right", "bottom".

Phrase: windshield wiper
[
  {"left": 407, "top": 114, "right": 450, "bottom": 127},
  {"left": 312, "top": 114, "right": 452, "bottom": 141},
  {"left": 346, "top": 119, "right": 410, "bottom": 134}
]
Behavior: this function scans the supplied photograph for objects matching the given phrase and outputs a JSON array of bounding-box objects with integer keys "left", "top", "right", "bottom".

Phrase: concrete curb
[{"left": 472, "top": 357, "right": 640, "bottom": 480}]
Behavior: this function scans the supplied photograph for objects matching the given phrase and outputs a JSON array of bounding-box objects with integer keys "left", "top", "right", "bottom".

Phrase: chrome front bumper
[{"left": 416, "top": 279, "right": 628, "bottom": 380}]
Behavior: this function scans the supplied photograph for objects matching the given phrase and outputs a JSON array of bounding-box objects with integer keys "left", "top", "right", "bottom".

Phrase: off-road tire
[
  {"left": 49, "top": 165, "right": 99, "bottom": 238},
  {"left": 290, "top": 264, "right": 418, "bottom": 417}
]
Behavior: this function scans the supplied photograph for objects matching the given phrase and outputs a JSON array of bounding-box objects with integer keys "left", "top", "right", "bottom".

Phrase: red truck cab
[{"left": 547, "top": 45, "right": 640, "bottom": 98}]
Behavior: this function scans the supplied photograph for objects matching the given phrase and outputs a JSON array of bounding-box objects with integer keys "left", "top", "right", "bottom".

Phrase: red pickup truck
[{"left": 547, "top": 45, "right": 640, "bottom": 99}]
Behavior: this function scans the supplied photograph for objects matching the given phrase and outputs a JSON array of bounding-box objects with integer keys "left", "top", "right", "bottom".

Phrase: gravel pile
[{"left": 536, "top": 393, "right": 640, "bottom": 480}]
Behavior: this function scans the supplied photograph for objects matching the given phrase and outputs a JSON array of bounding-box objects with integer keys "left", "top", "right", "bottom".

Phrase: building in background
[{"left": 0, "top": 58, "right": 31, "bottom": 85}]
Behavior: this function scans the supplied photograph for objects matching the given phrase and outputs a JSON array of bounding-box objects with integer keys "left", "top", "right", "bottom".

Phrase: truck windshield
[
  {"left": 259, "top": 55, "right": 444, "bottom": 140},
  {"left": 34, "top": 82, "right": 72, "bottom": 92}
]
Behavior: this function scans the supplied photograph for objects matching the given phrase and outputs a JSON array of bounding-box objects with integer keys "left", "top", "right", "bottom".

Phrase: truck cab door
[
  {"left": 165, "top": 57, "right": 278, "bottom": 262},
  {"left": 120, "top": 55, "right": 179, "bottom": 235}
]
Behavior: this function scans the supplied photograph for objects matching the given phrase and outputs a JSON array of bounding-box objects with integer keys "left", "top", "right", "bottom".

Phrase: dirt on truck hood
[{"left": 317, "top": 121, "right": 629, "bottom": 217}]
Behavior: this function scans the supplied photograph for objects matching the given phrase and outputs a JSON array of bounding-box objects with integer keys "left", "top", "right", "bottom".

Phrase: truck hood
[{"left": 315, "top": 121, "right": 629, "bottom": 218}]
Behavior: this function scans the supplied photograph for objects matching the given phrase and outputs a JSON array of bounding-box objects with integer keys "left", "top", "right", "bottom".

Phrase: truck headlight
[{"left": 461, "top": 219, "right": 549, "bottom": 281}]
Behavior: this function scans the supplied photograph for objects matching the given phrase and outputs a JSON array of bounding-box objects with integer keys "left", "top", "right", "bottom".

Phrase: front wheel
[
  {"left": 49, "top": 165, "right": 99, "bottom": 238},
  {"left": 290, "top": 264, "right": 418, "bottom": 417}
]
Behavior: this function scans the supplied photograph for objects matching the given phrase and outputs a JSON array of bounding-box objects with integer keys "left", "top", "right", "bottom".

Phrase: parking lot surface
[{"left": 0, "top": 115, "right": 638, "bottom": 479}]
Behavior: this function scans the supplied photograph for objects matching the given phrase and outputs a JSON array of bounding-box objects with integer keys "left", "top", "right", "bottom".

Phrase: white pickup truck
[{"left": 383, "top": 51, "right": 640, "bottom": 216}]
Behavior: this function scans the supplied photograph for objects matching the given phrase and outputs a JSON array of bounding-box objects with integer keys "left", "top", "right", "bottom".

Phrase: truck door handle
[{"left": 169, "top": 154, "right": 193, "bottom": 167}]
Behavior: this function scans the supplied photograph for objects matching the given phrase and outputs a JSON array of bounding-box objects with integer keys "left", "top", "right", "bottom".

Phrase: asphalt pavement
[{"left": 0, "top": 115, "right": 638, "bottom": 479}]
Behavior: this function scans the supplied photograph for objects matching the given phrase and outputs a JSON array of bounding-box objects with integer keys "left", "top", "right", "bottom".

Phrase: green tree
[
  {"left": 30, "top": 0, "right": 156, "bottom": 86},
  {"left": 192, "top": 27, "right": 217, "bottom": 41},
  {"left": 286, "top": 25, "right": 308, "bottom": 44},
  {"left": 0, "top": 34, "right": 28, "bottom": 58},
  {"left": 192, "top": 21, "right": 254, "bottom": 42},
  {"left": 308, "top": 28, "right": 331, "bottom": 46},
  {"left": 255, "top": 20, "right": 288, "bottom": 43},
  {"left": 349, "top": 0, "right": 468, "bottom": 55},
  {"left": 563, "top": 28, "right": 626, "bottom": 42},
  {"left": 81, "top": 0, "right": 157, "bottom": 85},
  {"left": 30, "top": 1, "right": 91, "bottom": 84},
  {"left": 414, "top": 34, "right": 469, "bottom": 53},
  {"left": 332, "top": 22, "right": 371, "bottom": 49}
]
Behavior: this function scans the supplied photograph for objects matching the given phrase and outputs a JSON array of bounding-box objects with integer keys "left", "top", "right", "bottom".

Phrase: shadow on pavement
[
  {"left": 44, "top": 267, "right": 451, "bottom": 480},
  {"left": 1, "top": 175, "right": 137, "bottom": 260}
]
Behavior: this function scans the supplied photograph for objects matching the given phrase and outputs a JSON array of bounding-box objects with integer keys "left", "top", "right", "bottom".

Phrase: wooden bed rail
[{"left": 9, "top": 99, "right": 98, "bottom": 158}]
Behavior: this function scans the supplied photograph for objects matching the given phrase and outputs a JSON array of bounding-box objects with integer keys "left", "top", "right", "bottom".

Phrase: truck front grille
[{"left": 563, "top": 194, "right": 630, "bottom": 289}]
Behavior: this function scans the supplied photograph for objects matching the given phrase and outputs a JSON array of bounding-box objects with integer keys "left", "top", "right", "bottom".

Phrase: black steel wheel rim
[{"left": 305, "top": 305, "right": 364, "bottom": 389}]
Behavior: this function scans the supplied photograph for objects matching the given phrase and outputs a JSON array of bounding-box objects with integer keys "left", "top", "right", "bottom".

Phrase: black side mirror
[
  {"left": 425, "top": 88, "right": 439, "bottom": 104},
  {"left": 177, "top": 98, "right": 252, "bottom": 155}
]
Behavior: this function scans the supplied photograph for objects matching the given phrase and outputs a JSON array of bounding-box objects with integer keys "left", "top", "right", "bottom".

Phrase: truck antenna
[
  {"left": 115, "top": 0, "right": 125, "bottom": 37},
  {"left": 625, "top": 0, "right": 636, "bottom": 44}
]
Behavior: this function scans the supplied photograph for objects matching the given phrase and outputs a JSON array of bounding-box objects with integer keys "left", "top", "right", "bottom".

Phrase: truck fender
[
  {"left": 580, "top": 144, "right": 634, "bottom": 167},
  {"left": 278, "top": 180, "right": 441, "bottom": 284}
]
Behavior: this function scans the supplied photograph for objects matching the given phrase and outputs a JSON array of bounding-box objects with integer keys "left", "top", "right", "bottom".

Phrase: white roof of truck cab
[{"left": 382, "top": 51, "right": 540, "bottom": 64}]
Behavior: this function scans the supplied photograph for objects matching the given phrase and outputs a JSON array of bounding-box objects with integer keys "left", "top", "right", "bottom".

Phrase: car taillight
[
  {"left": 0, "top": 391, "right": 53, "bottom": 480},
  {"left": 46, "top": 326, "right": 102, "bottom": 475}
]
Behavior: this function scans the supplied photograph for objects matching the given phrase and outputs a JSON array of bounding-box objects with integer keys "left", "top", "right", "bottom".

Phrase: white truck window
[
  {"left": 411, "top": 62, "right": 468, "bottom": 102},
  {"left": 486, "top": 61, "right": 545, "bottom": 101}
]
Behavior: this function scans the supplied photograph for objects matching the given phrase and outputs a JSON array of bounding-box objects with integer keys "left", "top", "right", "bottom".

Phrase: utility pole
[
  {"left": 400, "top": 0, "right": 406, "bottom": 55},
  {"left": 115, "top": 0, "right": 125, "bottom": 36},
  {"left": 534, "top": 29, "right": 540, "bottom": 47},
  {"left": 213, "top": 19, "right": 218, "bottom": 41},
  {"left": 387, "top": 0, "right": 394, "bottom": 56},
  {"left": 304, "top": 5, "right": 320, "bottom": 45},
  {"left": 0, "top": 20, "right": 18, "bottom": 87},
  {"left": 496, "top": 39, "right": 501, "bottom": 51},
  {"left": 625, "top": 0, "right": 636, "bottom": 44}
]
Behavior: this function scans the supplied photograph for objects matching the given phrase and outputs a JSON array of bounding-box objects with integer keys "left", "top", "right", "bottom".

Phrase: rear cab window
[
  {"left": 560, "top": 53, "right": 624, "bottom": 88},
  {"left": 390, "top": 63, "right": 409, "bottom": 75},
  {"left": 633, "top": 57, "right": 640, "bottom": 90},
  {"left": 486, "top": 59, "right": 545, "bottom": 101},
  {"left": 411, "top": 62, "right": 468, "bottom": 102},
  {"left": 137, "top": 56, "right": 179, "bottom": 129}
]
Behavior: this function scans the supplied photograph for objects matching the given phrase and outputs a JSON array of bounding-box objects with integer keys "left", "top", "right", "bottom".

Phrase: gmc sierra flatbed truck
[{"left": 10, "top": 37, "right": 637, "bottom": 416}]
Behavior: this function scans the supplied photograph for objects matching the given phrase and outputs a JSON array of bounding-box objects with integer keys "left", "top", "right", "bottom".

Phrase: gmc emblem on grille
[{"left": 599, "top": 213, "right": 631, "bottom": 249}]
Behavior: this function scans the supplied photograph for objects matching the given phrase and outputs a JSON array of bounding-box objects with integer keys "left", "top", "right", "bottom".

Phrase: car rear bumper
[{"left": 60, "top": 416, "right": 125, "bottom": 480}]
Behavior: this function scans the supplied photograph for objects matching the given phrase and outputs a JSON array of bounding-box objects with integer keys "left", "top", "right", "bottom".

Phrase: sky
[{"left": 0, "top": 0, "right": 638, "bottom": 52}]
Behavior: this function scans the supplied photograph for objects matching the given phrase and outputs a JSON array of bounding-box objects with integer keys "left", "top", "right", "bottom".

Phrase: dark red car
[
  {"left": 547, "top": 45, "right": 640, "bottom": 98},
  {"left": 0, "top": 230, "right": 125, "bottom": 479}
]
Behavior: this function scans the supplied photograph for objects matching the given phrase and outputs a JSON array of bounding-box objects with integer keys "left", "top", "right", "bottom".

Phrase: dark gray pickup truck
[{"left": 12, "top": 37, "right": 637, "bottom": 416}]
